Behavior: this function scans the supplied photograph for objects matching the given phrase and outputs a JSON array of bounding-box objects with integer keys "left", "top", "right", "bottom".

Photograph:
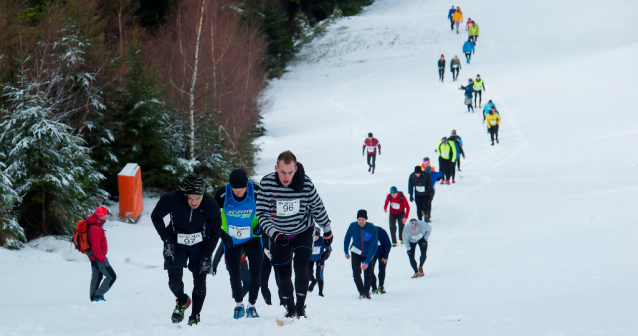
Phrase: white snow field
[{"left": 2, "top": 0, "right": 638, "bottom": 334}]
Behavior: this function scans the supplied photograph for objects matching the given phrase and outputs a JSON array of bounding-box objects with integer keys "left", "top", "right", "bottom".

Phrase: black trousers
[
  {"left": 439, "top": 157, "right": 453, "bottom": 181},
  {"left": 450, "top": 158, "right": 457, "bottom": 180},
  {"left": 474, "top": 90, "right": 482, "bottom": 106},
  {"left": 261, "top": 252, "right": 283, "bottom": 305},
  {"left": 489, "top": 125, "right": 499, "bottom": 143},
  {"left": 308, "top": 261, "right": 324, "bottom": 293},
  {"left": 471, "top": 35, "right": 478, "bottom": 43},
  {"left": 225, "top": 237, "right": 263, "bottom": 304},
  {"left": 351, "top": 253, "right": 374, "bottom": 295},
  {"left": 452, "top": 68, "right": 459, "bottom": 80},
  {"left": 438, "top": 68, "right": 444, "bottom": 80},
  {"left": 407, "top": 239, "right": 428, "bottom": 274},
  {"left": 426, "top": 192, "right": 435, "bottom": 217},
  {"left": 271, "top": 226, "right": 313, "bottom": 312},
  {"left": 388, "top": 211, "right": 405, "bottom": 244},
  {"left": 168, "top": 268, "right": 207, "bottom": 315},
  {"left": 367, "top": 152, "right": 376, "bottom": 169},
  {"left": 415, "top": 195, "right": 428, "bottom": 220},
  {"left": 370, "top": 255, "right": 387, "bottom": 290},
  {"left": 450, "top": 18, "right": 454, "bottom": 30},
  {"left": 457, "top": 157, "right": 461, "bottom": 170},
  {"left": 465, "top": 52, "right": 472, "bottom": 61}
]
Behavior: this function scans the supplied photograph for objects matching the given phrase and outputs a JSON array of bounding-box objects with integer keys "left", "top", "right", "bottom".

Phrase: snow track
[{"left": 3, "top": 0, "right": 638, "bottom": 335}]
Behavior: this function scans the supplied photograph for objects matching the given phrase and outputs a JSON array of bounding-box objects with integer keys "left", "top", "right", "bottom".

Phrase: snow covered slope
[{"left": 3, "top": 0, "right": 638, "bottom": 335}]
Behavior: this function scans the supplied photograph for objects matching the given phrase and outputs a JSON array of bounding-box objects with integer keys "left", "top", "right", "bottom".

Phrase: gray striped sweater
[{"left": 256, "top": 171, "right": 331, "bottom": 237}]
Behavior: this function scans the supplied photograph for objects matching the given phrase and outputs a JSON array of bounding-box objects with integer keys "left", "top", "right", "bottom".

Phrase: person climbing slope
[
  {"left": 363, "top": 133, "right": 381, "bottom": 174},
  {"left": 452, "top": 7, "right": 464, "bottom": 34},
  {"left": 473, "top": 74, "right": 486, "bottom": 108},
  {"left": 448, "top": 6, "right": 456, "bottom": 31},
  {"left": 383, "top": 186, "right": 410, "bottom": 246},
  {"left": 403, "top": 219, "right": 432, "bottom": 278},
  {"left": 485, "top": 106, "right": 501, "bottom": 146},
  {"left": 450, "top": 55, "right": 462, "bottom": 82},
  {"left": 438, "top": 54, "right": 446, "bottom": 82},
  {"left": 460, "top": 78, "right": 475, "bottom": 112},
  {"left": 469, "top": 21, "right": 480, "bottom": 43},
  {"left": 463, "top": 39, "right": 475, "bottom": 64}
]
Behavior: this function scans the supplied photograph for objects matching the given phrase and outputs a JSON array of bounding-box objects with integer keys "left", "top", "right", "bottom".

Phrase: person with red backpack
[
  {"left": 87, "top": 206, "right": 116, "bottom": 302},
  {"left": 383, "top": 186, "right": 410, "bottom": 246}
]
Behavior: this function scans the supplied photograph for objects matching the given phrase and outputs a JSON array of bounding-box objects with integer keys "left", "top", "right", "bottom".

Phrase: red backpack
[{"left": 72, "top": 219, "right": 94, "bottom": 256}]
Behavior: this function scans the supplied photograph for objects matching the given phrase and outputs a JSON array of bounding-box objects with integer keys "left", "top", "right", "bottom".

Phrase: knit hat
[
  {"left": 414, "top": 166, "right": 422, "bottom": 173},
  {"left": 390, "top": 186, "right": 398, "bottom": 194},
  {"left": 357, "top": 209, "right": 368, "bottom": 220},
  {"left": 229, "top": 169, "right": 248, "bottom": 188},
  {"left": 441, "top": 137, "right": 448, "bottom": 142},
  {"left": 368, "top": 132, "right": 373, "bottom": 137},
  {"left": 94, "top": 206, "right": 108, "bottom": 217},
  {"left": 178, "top": 169, "right": 205, "bottom": 196}
]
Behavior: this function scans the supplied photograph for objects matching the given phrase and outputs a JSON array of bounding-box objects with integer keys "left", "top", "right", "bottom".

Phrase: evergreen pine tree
[{"left": 0, "top": 152, "right": 24, "bottom": 248}]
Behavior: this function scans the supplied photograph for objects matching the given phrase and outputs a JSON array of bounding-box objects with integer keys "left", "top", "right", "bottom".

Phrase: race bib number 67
[{"left": 277, "top": 199, "right": 300, "bottom": 217}]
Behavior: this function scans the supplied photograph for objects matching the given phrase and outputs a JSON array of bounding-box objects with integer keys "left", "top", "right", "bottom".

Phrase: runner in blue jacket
[
  {"left": 448, "top": 6, "right": 456, "bottom": 31},
  {"left": 463, "top": 39, "right": 475, "bottom": 63},
  {"left": 308, "top": 227, "right": 331, "bottom": 297},
  {"left": 370, "top": 226, "right": 392, "bottom": 294},
  {"left": 344, "top": 210, "right": 378, "bottom": 299}
]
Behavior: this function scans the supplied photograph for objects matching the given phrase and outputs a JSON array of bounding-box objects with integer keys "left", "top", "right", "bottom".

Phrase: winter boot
[
  {"left": 171, "top": 295, "right": 191, "bottom": 324},
  {"left": 233, "top": 305, "right": 246, "bottom": 319},
  {"left": 188, "top": 314, "right": 200, "bottom": 326},
  {"left": 246, "top": 307, "right": 260, "bottom": 318}
]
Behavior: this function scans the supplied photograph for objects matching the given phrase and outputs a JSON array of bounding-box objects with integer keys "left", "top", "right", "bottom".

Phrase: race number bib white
[
  {"left": 228, "top": 225, "right": 251, "bottom": 239},
  {"left": 367, "top": 146, "right": 376, "bottom": 153},
  {"left": 490, "top": 120, "right": 497, "bottom": 125},
  {"left": 277, "top": 199, "right": 300, "bottom": 217},
  {"left": 264, "top": 248, "right": 272, "bottom": 260},
  {"left": 350, "top": 246, "right": 362, "bottom": 255},
  {"left": 390, "top": 202, "right": 400, "bottom": 210},
  {"left": 177, "top": 232, "right": 203, "bottom": 246},
  {"left": 416, "top": 186, "right": 426, "bottom": 192},
  {"left": 313, "top": 246, "right": 321, "bottom": 254},
  {"left": 453, "top": 64, "right": 459, "bottom": 68},
  {"left": 412, "top": 234, "right": 424, "bottom": 240}
]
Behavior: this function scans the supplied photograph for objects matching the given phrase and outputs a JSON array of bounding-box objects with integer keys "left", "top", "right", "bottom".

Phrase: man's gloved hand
[
  {"left": 252, "top": 225, "right": 262, "bottom": 236},
  {"left": 199, "top": 257, "right": 212, "bottom": 274},
  {"left": 410, "top": 195, "right": 414, "bottom": 202},
  {"left": 274, "top": 232, "right": 289, "bottom": 246},
  {"left": 323, "top": 230, "right": 334, "bottom": 247},
  {"left": 163, "top": 242, "right": 176, "bottom": 262},
  {"left": 220, "top": 232, "right": 234, "bottom": 249}
]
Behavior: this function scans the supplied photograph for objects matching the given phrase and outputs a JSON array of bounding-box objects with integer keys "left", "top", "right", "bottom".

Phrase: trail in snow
[{"left": 2, "top": 0, "right": 638, "bottom": 335}]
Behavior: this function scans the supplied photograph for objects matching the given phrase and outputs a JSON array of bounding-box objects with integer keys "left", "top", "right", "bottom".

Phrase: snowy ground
[{"left": 3, "top": 0, "right": 638, "bottom": 335}]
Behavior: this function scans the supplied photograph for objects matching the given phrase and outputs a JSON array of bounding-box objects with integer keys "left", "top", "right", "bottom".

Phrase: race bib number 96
[
  {"left": 177, "top": 232, "right": 203, "bottom": 246},
  {"left": 228, "top": 225, "right": 251, "bottom": 239},
  {"left": 277, "top": 200, "right": 300, "bottom": 217}
]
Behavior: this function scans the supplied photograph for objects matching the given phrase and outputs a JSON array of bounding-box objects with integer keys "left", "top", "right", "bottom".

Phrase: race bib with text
[
  {"left": 177, "top": 232, "right": 203, "bottom": 246},
  {"left": 277, "top": 199, "right": 300, "bottom": 217},
  {"left": 228, "top": 225, "right": 251, "bottom": 239}
]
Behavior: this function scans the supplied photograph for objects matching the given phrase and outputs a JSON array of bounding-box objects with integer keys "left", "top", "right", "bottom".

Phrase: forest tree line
[{"left": 0, "top": 0, "right": 372, "bottom": 248}]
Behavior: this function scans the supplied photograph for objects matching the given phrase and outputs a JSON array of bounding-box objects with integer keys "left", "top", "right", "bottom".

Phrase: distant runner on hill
[
  {"left": 363, "top": 133, "right": 381, "bottom": 174},
  {"left": 469, "top": 21, "right": 480, "bottom": 44},
  {"left": 448, "top": 6, "right": 456, "bottom": 31},
  {"left": 448, "top": 130, "right": 465, "bottom": 172},
  {"left": 438, "top": 54, "right": 446, "bottom": 82},
  {"left": 463, "top": 39, "right": 475, "bottom": 64},
  {"left": 383, "top": 186, "right": 410, "bottom": 246},
  {"left": 473, "top": 74, "right": 486, "bottom": 108},
  {"left": 404, "top": 219, "right": 432, "bottom": 278},
  {"left": 452, "top": 7, "right": 464, "bottom": 34},
  {"left": 450, "top": 55, "right": 462, "bottom": 81},
  {"left": 460, "top": 78, "right": 475, "bottom": 113},
  {"left": 485, "top": 106, "right": 501, "bottom": 146}
]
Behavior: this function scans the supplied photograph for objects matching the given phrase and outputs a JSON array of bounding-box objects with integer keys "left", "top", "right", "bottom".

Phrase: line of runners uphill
[{"left": 442, "top": 5, "right": 480, "bottom": 82}]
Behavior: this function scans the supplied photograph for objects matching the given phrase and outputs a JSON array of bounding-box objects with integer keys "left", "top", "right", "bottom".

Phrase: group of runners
[{"left": 439, "top": 6, "right": 481, "bottom": 83}]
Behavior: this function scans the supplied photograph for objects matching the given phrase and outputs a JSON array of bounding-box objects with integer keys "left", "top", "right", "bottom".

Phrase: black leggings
[
  {"left": 271, "top": 227, "right": 313, "bottom": 312},
  {"left": 467, "top": 102, "right": 474, "bottom": 112},
  {"left": 451, "top": 68, "right": 459, "bottom": 80},
  {"left": 168, "top": 268, "right": 207, "bottom": 315},
  {"left": 370, "top": 255, "right": 387, "bottom": 290},
  {"left": 308, "top": 261, "right": 324, "bottom": 293},
  {"left": 415, "top": 195, "right": 428, "bottom": 220},
  {"left": 426, "top": 192, "right": 434, "bottom": 217},
  {"left": 407, "top": 239, "right": 428, "bottom": 274},
  {"left": 225, "top": 237, "right": 263, "bottom": 305},
  {"left": 351, "top": 253, "right": 374, "bottom": 294},
  {"left": 489, "top": 125, "right": 499, "bottom": 143},
  {"left": 474, "top": 90, "right": 482, "bottom": 106},
  {"left": 439, "top": 157, "right": 453, "bottom": 181},
  {"left": 438, "top": 68, "right": 444, "bottom": 80},
  {"left": 388, "top": 211, "right": 405, "bottom": 244},
  {"left": 367, "top": 152, "right": 376, "bottom": 169},
  {"left": 450, "top": 19, "right": 454, "bottom": 30},
  {"left": 261, "top": 253, "right": 283, "bottom": 305},
  {"left": 465, "top": 52, "right": 472, "bottom": 61},
  {"left": 471, "top": 35, "right": 478, "bottom": 43}
]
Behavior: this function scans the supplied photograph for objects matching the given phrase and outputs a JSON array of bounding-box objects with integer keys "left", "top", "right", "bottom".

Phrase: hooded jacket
[
  {"left": 344, "top": 221, "right": 378, "bottom": 265},
  {"left": 87, "top": 214, "right": 108, "bottom": 262},
  {"left": 151, "top": 190, "right": 222, "bottom": 257},
  {"left": 469, "top": 23, "right": 480, "bottom": 36}
]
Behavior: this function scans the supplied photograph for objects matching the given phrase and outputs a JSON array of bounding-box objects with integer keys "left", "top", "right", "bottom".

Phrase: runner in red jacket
[
  {"left": 363, "top": 133, "right": 381, "bottom": 174},
  {"left": 88, "top": 206, "right": 116, "bottom": 302},
  {"left": 383, "top": 186, "right": 410, "bottom": 246}
]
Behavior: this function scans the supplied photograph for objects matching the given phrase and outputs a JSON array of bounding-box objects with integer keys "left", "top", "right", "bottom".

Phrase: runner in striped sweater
[{"left": 256, "top": 150, "right": 333, "bottom": 319}]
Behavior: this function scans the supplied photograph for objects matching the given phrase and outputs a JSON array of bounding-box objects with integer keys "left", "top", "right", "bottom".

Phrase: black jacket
[
  {"left": 438, "top": 59, "right": 446, "bottom": 69},
  {"left": 151, "top": 190, "right": 222, "bottom": 257},
  {"left": 408, "top": 172, "right": 433, "bottom": 197},
  {"left": 448, "top": 135, "right": 465, "bottom": 156}
]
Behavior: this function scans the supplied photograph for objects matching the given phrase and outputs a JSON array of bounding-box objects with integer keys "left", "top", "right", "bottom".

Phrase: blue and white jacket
[{"left": 344, "top": 221, "right": 378, "bottom": 265}]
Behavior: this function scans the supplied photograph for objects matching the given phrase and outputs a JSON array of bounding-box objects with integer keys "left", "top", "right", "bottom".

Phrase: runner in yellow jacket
[
  {"left": 452, "top": 7, "right": 463, "bottom": 34},
  {"left": 485, "top": 106, "right": 501, "bottom": 146},
  {"left": 436, "top": 137, "right": 457, "bottom": 184}
]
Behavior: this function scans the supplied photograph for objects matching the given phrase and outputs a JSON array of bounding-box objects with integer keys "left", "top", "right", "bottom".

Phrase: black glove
[
  {"left": 410, "top": 195, "right": 414, "bottom": 202},
  {"left": 323, "top": 230, "right": 334, "bottom": 247},
  {"left": 199, "top": 257, "right": 212, "bottom": 274},
  {"left": 252, "top": 225, "right": 262, "bottom": 236},
  {"left": 274, "top": 232, "right": 289, "bottom": 246},
  {"left": 163, "top": 242, "right": 176, "bottom": 262},
  {"left": 220, "top": 232, "right": 234, "bottom": 249}
]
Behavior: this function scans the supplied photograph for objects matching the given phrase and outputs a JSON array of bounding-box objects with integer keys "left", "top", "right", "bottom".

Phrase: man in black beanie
[
  {"left": 408, "top": 166, "right": 433, "bottom": 222},
  {"left": 213, "top": 169, "right": 264, "bottom": 319},
  {"left": 343, "top": 210, "right": 378, "bottom": 299},
  {"left": 151, "top": 169, "right": 222, "bottom": 326}
]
